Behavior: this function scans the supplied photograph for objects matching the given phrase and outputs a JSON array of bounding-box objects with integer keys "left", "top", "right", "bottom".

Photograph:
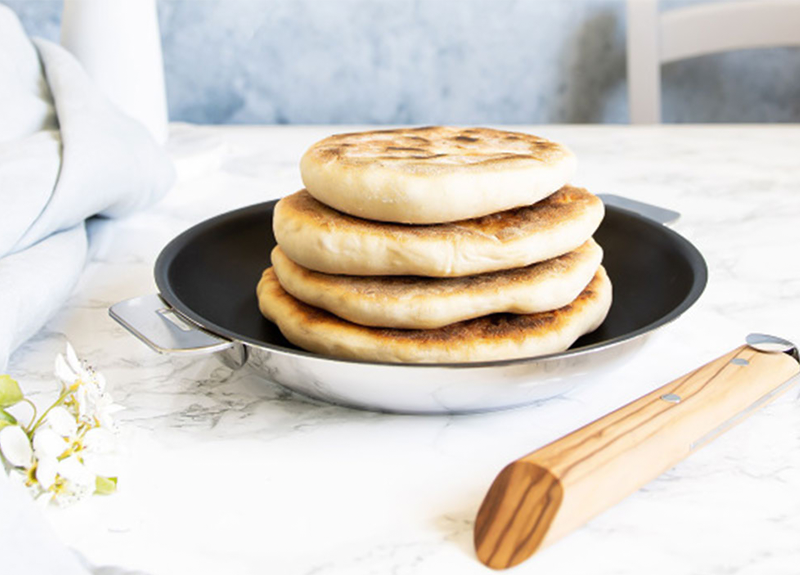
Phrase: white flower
[
  {"left": 55, "top": 343, "right": 123, "bottom": 429},
  {"left": 81, "top": 427, "right": 120, "bottom": 477},
  {"left": 44, "top": 406, "right": 78, "bottom": 437},
  {"left": 74, "top": 383, "right": 123, "bottom": 430},
  {"left": 54, "top": 455, "right": 97, "bottom": 505},
  {"left": 1, "top": 342, "right": 122, "bottom": 506},
  {"left": 0, "top": 425, "right": 33, "bottom": 468},
  {"left": 32, "top": 428, "right": 68, "bottom": 490},
  {"left": 65, "top": 343, "right": 82, "bottom": 374},
  {"left": 54, "top": 353, "right": 78, "bottom": 387},
  {"left": 92, "top": 393, "right": 124, "bottom": 430},
  {"left": 58, "top": 455, "right": 95, "bottom": 488},
  {"left": 55, "top": 343, "right": 94, "bottom": 387},
  {"left": 36, "top": 456, "right": 58, "bottom": 490},
  {"left": 32, "top": 427, "right": 68, "bottom": 458}
]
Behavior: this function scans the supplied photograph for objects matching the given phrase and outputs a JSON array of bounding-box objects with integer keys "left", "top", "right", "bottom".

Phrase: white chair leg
[{"left": 627, "top": 0, "right": 662, "bottom": 124}]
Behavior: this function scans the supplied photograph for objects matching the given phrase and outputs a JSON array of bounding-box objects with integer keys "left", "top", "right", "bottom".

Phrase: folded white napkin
[
  {"left": 0, "top": 5, "right": 175, "bottom": 371},
  {"left": 1, "top": 8, "right": 172, "bottom": 572}
]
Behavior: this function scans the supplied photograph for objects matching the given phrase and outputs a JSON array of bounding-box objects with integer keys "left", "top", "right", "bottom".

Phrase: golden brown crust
[
  {"left": 299, "top": 126, "right": 577, "bottom": 223},
  {"left": 304, "top": 126, "right": 571, "bottom": 174},
  {"left": 258, "top": 267, "right": 610, "bottom": 350},
  {"left": 276, "top": 185, "right": 602, "bottom": 243},
  {"left": 271, "top": 240, "right": 600, "bottom": 300}
]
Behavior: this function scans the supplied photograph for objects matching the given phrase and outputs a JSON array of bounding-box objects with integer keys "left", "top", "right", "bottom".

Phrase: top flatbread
[
  {"left": 300, "top": 126, "right": 577, "bottom": 224},
  {"left": 273, "top": 185, "right": 604, "bottom": 277}
]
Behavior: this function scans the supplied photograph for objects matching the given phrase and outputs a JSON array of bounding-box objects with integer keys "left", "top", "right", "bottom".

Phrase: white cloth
[
  {"left": 0, "top": 472, "right": 90, "bottom": 574},
  {"left": 0, "top": 5, "right": 172, "bottom": 574},
  {"left": 0, "top": 5, "right": 175, "bottom": 370}
]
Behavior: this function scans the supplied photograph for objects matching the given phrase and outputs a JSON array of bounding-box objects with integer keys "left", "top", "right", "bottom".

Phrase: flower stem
[
  {"left": 21, "top": 398, "right": 37, "bottom": 433},
  {"left": 30, "top": 390, "right": 70, "bottom": 435}
]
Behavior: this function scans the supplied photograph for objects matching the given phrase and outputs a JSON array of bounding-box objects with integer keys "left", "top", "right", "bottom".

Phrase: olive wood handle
[{"left": 474, "top": 344, "right": 800, "bottom": 569}]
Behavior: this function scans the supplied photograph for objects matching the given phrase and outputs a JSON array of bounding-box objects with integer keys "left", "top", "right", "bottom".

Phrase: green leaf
[
  {"left": 0, "top": 410, "right": 17, "bottom": 427},
  {"left": 95, "top": 476, "right": 118, "bottom": 495},
  {"left": 0, "top": 375, "right": 23, "bottom": 408}
]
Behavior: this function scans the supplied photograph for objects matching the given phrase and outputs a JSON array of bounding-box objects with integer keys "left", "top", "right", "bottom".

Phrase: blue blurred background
[{"left": 6, "top": 0, "right": 799, "bottom": 124}]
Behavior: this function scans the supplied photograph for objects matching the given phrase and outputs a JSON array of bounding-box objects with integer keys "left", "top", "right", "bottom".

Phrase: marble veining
[{"left": 6, "top": 124, "right": 800, "bottom": 574}]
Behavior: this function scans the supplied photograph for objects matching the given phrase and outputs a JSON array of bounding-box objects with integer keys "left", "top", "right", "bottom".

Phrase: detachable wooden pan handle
[{"left": 474, "top": 341, "right": 800, "bottom": 570}]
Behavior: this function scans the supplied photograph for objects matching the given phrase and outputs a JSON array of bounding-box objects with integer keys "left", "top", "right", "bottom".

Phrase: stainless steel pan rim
[{"left": 110, "top": 196, "right": 708, "bottom": 413}]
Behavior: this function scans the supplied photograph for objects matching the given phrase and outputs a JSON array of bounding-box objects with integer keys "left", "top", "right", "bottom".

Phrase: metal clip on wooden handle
[{"left": 474, "top": 334, "right": 800, "bottom": 570}]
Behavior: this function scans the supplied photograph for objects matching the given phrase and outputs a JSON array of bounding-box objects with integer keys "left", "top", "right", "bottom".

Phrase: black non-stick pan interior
[{"left": 155, "top": 201, "right": 707, "bottom": 364}]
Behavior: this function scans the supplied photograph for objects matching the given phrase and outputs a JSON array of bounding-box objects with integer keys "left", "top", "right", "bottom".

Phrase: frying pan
[{"left": 109, "top": 196, "right": 707, "bottom": 414}]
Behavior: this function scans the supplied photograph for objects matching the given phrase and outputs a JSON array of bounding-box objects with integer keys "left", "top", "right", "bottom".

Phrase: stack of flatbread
[{"left": 257, "top": 127, "right": 611, "bottom": 363}]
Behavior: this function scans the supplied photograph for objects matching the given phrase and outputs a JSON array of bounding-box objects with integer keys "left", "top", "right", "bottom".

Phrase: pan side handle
[{"left": 109, "top": 294, "right": 246, "bottom": 368}]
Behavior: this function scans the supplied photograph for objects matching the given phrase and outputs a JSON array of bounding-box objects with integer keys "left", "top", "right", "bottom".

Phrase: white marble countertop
[{"left": 9, "top": 124, "right": 800, "bottom": 574}]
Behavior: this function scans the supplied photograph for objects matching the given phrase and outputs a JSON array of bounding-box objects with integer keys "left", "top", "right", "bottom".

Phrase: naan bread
[
  {"left": 257, "top": 266, "right": 612, "bottom": 364},
  {"left": 300, "top": 126, "right": 576, "bottom": 223},
  {"left": 273, "top": 185, "right": 604, "bottom": 277},
  {"left": 270, "top": 240, "right": 603, "bottom": 329}
]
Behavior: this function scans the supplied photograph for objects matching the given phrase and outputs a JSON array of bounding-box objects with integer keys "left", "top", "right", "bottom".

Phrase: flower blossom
[{"left": 0, "top": 343, "right": 122, "bottom": 506}]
